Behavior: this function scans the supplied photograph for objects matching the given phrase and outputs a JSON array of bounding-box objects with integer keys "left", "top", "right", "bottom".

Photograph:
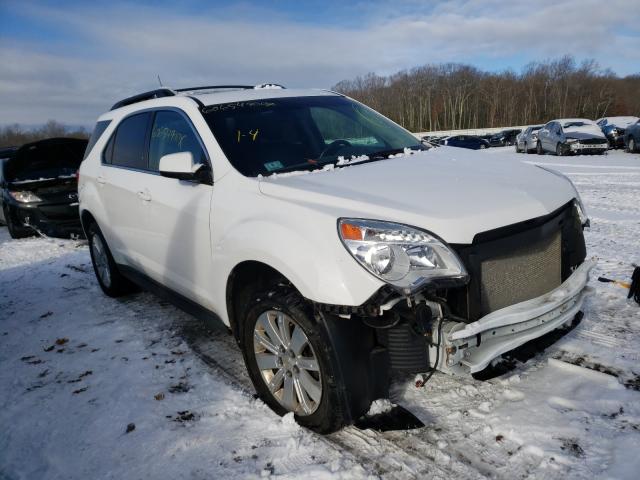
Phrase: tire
[
  {"left": 629, "top": 137, "right": 637, "bottom": 153},
  {"left": 515, "top": 143, "right": 521, "bottom": 153},
  {"left": 242, "top": 286, "right": 359, "bottom": 433},
  {"left": 3, "top": 206, "right": 33, "bottom": 239},
  {"left": 556, "top": 143, "right": 564, "bottom": 156},
  {"left": 86, "top": 222, "right": 137, "bottom": 297},
  {"left": 536, "top": 141, "right": 543, "bottom": 155}
]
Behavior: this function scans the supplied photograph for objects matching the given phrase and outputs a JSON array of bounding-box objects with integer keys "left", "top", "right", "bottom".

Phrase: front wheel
[
  {"left": 242, "top": 288, "right": 359, "bottom": 433},
  {"left": 628, "top": 137, "right": 637, "bottom": 153},
  {"left": 536, "top": 141, "right": 543, "bottom": 155},
  {"left": 556, "top": 143, "right": 565, "bottom": 156}
]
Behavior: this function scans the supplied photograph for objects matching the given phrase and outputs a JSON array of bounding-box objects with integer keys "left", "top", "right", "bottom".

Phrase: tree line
[
  {"left": 333, "top": 56, "right": 640, "bottom": 133},
  {"left": 0, "top": 121, "right": 88, "bottom": 149}
]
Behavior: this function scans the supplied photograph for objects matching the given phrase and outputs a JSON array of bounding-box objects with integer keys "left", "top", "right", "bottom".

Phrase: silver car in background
[
  {"left": 515, "top": 125, "right": 543, "bottom": 153},
  {"left": 536, "top": 118, "right": 608, "bottom": 156}
]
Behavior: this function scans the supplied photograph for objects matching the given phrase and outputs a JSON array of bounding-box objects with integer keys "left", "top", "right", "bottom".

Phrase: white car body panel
[{"left": 259, "top": 148, "right": 576, "bottom": 244}]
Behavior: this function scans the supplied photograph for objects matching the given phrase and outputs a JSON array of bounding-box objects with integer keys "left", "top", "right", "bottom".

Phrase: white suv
[{"left": 79, "top": 85, "right": 594, "bottom": 432}]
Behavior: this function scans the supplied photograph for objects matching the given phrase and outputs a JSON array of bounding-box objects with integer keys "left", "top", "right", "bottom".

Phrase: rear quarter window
[
  {"left": 110, "top": 112, "right": 151, "bottom": 170},
  {"left": 84, "top": 120, "right": 112, "bottom": 160}
]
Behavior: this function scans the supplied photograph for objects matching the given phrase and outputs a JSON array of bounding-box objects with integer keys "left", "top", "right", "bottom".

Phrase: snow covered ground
[{"left": 1, "top": 148, "right": 639, "bottom": 479}]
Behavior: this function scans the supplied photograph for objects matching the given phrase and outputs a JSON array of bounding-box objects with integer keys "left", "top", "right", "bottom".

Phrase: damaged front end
[{"left": 322, "top": 200, "right": 592, "bottom": 378}]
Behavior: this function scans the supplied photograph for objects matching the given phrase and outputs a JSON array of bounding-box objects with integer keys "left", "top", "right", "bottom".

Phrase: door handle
[
  {"left": 137, "top": 190, "right": 152, "bottom": 202},
  {"left": 96, "top": 176, "right": 106, "bottom": 185}
]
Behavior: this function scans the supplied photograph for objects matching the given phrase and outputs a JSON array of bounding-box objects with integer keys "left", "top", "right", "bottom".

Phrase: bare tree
[{"left": 334, "top": 56, "right": 639, "bottom": 132}]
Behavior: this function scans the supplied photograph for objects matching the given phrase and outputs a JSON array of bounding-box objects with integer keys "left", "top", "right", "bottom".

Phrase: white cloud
[{"left": 1, "top": 0, "right": 638, "bottom": 125}]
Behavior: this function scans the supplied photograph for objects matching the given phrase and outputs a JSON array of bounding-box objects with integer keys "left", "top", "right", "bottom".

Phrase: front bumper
[
  {"left": 605, "top": 133, "right": 625, "bottom": 148},
  {"left": 568, "top": 142, "right": 608, "bottom": 154},
  {"left": 437, "top": 258, "right": 596, "bottom": 374},
  {"left": 12, "top": 202, "right": 83, "bottom": 238}
]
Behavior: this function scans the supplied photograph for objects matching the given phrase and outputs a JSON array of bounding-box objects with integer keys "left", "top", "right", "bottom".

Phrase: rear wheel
[
  {"left": 242, "top": 287, "right": 359, "bottom": 433},
  {"left": 3, "top": 206, "right": 33, "bottom": 239},
  {"left": 87, "top": 222, "right": 137, "bottom": 297}
]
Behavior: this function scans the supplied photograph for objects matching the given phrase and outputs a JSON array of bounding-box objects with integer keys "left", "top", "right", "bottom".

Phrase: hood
[
  {"left": 6, "top": 137, "right": 87, "bottom": 183},
  {"left": 563, "top": 124, "right": 605, "bottom": 140},
  {"left": 258, "top": 147, "right": 576, "bottom": 244}
]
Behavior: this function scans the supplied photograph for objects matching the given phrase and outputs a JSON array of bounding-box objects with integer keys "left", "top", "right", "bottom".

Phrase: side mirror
[{"left": 159, "top": 152, "right": 212, "bottom": 185}]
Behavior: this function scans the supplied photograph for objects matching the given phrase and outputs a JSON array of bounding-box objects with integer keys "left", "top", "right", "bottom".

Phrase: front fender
[{"left": 211, "top": 213, "right": 384, "bottom": 324}]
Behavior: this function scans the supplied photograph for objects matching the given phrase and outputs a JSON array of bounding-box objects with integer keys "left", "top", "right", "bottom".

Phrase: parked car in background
[
  {"left": 515, "top": 125, "right": 543, "bottom": 153},
  {"left": 440, "top": 135, "right": 489, "bottom": 149},
  {"left": 79, "top": 85, "right": 591, "bottom": 433},
  {"left": 537, "top": 119, "right": 608, "bottom": 156},
  {"left": 596, "top": 116, "right": 639, "bottom": 149},
  {"left": 624, "top": 119, "right": 640, "bottom": 153},
  {"left": 420, "top": 135, "right": 444, "bottom": 147},
  {"left": 489, "top": 129, "right": 521, "bottom": 147},
  {"left": 0, "top": 146, "right": 18, "bottom": 161},
  {"left": 0, "top": 137, "right": 87, "bottom": 238}
]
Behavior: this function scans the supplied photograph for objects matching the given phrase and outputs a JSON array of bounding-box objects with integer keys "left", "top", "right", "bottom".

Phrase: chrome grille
[{"left": 479, "top": 231, "right": 561, "bottom": 315}]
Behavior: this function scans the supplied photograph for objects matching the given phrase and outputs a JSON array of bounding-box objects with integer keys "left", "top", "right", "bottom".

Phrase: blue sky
[{"left": 1, "top": 0, "right": 639, "bottom": 126}]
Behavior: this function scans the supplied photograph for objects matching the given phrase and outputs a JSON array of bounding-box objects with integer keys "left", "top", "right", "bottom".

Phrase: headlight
[
  {"left": 536, "top": 166, "right": 590, "bottom": 228},
  {"left": 338, "top": 218, "right": 468, "bottom": 291},
  {"left": 574, "top": 199, "right": 590, "bottom": 229},
  {"left": 9, "top": 191, "right": 42, "bottom": 203},
  {"left": 566, "top": 138, "right": 578, "bottom": 143}
]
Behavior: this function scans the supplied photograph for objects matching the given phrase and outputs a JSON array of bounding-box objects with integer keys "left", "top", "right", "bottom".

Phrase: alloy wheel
[
  {"left": 91, "top": 234, "right": 111, "bottom": 288},
  {"left": 253, "top": 309, "right": 322, "bottom": 416}
]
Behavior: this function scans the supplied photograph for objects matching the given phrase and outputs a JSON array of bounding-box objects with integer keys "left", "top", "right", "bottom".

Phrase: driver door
[{"left": 137, "top": 109, "right": 214, "bottom": 307}]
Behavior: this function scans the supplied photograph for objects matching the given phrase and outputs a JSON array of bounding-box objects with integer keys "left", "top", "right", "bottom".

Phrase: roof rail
[
  {"left": 110, "top": 88, "right": 176, "bottom": 111},
  {"left": 174, "top": 85, "right": 255, "bottom": 92}
]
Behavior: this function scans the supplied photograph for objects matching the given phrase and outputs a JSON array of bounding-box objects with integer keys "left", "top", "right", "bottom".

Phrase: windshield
[{"left": 202, "top": 95, "right": 423, "bottom": 176}]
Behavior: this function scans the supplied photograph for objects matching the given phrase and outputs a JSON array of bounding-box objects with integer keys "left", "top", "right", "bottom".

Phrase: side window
[
  {"left": 148, "top": 111, "right": 206, "bottom": 171},
  {"left": 111, "top": 112, "right": 151, "bottom": 170},
  {"left": 84, "top": 120, "right": 111, "bottom": 160},
  {"left": 103, "top": 134, "right": 115, "bottom": 164}
]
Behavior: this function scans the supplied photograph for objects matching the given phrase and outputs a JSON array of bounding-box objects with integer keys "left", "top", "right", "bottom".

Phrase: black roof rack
[
  {"left": 110, "top": 88, "right": 176, "bottom": 111},
  {"left": 175, "top": 85, "right": 255, "bottom": 92},
  {"left": 110, "top": 84, "right": 287, "bottom": 111}
]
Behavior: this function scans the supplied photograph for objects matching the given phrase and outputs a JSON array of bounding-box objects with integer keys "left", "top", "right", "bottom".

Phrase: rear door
[
  {"left": 136, "top": 109, "right": 214, "bottom": 306},
  {"left": 100, "top": 111, "right": 153, "bottom": 268}
]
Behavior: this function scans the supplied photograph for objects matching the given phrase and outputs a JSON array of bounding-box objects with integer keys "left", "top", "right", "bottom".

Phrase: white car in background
[
  {"left": 536, "top": 118, "right": 608, "bottom": 156},
  {"left": 79, "top": 85, "right": 593, "bottom": 433},
  {"left": 515, "top": 125, "right": 543, "bottom": 153}
]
